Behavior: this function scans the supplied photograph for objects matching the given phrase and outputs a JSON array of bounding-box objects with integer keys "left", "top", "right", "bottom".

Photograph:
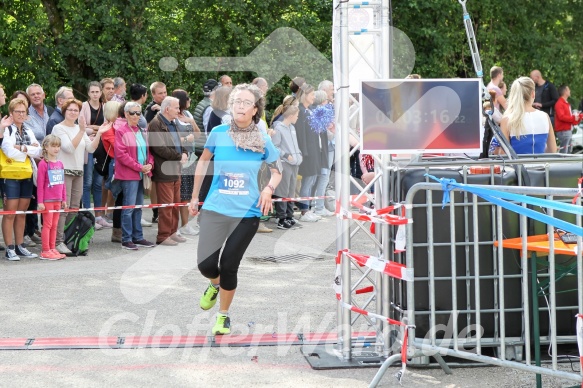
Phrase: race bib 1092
[{"left": 218, "top": 171, "right": 250, "bottom": 195}]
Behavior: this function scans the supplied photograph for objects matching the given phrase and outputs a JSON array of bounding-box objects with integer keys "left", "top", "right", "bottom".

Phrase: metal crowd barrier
[{"left": 401, "top": 179, "right": 583, "bottom": 385}]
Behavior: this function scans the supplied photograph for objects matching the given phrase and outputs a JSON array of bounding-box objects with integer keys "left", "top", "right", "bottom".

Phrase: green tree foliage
[
  {"left": 393, "top": 0, "right": 583, "bottom": 105},
  {"left": 0, "top": 0, "right": 581, "bottom": 111}
]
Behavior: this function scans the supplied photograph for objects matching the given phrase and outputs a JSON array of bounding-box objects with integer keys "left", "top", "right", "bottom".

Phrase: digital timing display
[{"left": 360, "top": 79, "right": 482, "bottom": 154}]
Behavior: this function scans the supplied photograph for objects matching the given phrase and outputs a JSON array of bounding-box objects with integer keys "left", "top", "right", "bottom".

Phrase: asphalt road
[{"left": 0, "top": 208, "right": 578, "bottom": 387}]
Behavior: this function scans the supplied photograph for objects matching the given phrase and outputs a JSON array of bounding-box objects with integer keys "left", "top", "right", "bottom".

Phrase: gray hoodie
[{"left": 272, "top": 121, "right": 303, "bottom": 166}]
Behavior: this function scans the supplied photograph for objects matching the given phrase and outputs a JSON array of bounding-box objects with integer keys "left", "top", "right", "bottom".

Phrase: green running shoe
[
  {"left": 213, "top": 314, "right": 231, "bottom": 335},
  {"left": 199, "top": 283, "right": 219, "bottom": 310}
]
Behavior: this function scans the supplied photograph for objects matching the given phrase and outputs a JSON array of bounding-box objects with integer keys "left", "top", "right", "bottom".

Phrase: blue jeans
[
  {"left": 120, "top": 179, "right": 144, "bottom": 243},
  {"left": 313, "top": 169, "right": 331, "bottom": 211},
  {"left": 555, "top": 130, "right": 572, "bottom": 154},
  {"left": 82, "top": 153, "right": 103, "bottom": 208},
  {"left": 298, "top": 172, "right": 328, "bottom": 211}
]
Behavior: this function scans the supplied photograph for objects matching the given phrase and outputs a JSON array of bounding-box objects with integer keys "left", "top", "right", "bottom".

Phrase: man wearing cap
[{"left": 193, "top": 79, "right": 218, "bottom": 134}]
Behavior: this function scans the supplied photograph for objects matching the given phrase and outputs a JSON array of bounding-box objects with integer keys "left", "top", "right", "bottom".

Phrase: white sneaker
[
  {"left": 56, "top": 242, "right": 72, "bottom": 255},
  {"left": 95, "top": 217, "right": 113, "bottom": 229},
  {"left": 314, "top": 208, "right": 335, "bottom": 217},
  {"left": 15, "top": 244, "right": 38, "bottom": 258},
  {"left": 141, "top": 218, "right": 153, "bottom": 227},
  {"left": 23, "top": 235, "right": 37, "bottom": 247},
  {"left": 180, "top": 224, "right": 199, "bottom": 236},
  {"left": 309, "top": 210, "right": 322, "bottom": 220},
  {"left": 95, "top": 223, "right": 103, "bottom": 231},
  {"left": 299, "top": 212, "right": 319, "bottom": 222},
  {"left": 5, "top": 248, "right": 20, "bottom": 261}
]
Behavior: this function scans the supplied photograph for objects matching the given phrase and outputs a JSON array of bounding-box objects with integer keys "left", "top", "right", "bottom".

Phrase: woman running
[{"left": 188, "top": 83, "right": 281, "bottom": 335}]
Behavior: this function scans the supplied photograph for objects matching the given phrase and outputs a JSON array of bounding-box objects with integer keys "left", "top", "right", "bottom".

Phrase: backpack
[
  {"left": 194, "top": 105, "right": 212, "bottom": 157},
  {"left": 64, "top": 211, "right": 95, "bottom": 256},
  {"left": 93, "top": 139, "right": 112, "bottom": 177}
]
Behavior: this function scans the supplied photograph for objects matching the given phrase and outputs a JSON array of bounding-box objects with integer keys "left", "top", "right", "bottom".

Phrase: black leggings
[{"left": 197, "top": 210, "right": 259, "bottom": 291}]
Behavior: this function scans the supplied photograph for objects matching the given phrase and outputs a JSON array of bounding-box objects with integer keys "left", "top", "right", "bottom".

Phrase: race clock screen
[{"left": 360, "top": 79, "right": 482, "bottom": 154}]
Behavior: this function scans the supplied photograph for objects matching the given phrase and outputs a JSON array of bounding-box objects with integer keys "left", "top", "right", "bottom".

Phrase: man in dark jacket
[
  {"left": 145, "top": 81, "right": 168, "bottom": 124},
  {"left": 46, "top": 86, "right": 74, "bottom": 135},
  {"left": 148, "top": 96, "right": 188, "bottom": 245},
  {"left": 144, "top": 81, "right": 168, "bottom": 223},
  {"left": 530, "top": 70, "right": 559, "bottom": 125}
]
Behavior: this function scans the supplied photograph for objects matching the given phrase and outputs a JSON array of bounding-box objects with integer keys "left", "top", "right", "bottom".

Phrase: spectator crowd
[
  {"left": 485, "top": 67, "right": 582, "bottom": 155},
  {"left": 0, "top": 67, "right": 580, "bottom": 261},
  {"left": 0, "top": 76, "right": 338, "bottom": 261}
]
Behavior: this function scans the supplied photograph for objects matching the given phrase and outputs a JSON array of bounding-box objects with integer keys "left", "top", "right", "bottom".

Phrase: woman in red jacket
[{"left": 114, "top": 101, "right": 155, "bottom": 250}]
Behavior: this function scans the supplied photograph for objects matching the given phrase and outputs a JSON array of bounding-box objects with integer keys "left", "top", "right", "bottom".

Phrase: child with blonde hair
[{"left": 37, "top": 135, "right": 68, "bottom": 260}]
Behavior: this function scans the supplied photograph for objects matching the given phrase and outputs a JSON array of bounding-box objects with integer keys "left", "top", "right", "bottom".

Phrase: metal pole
[
  {"left": 496, "top": 205, "right": 506, "bottom": 360},
  {"left": 379, "top": 0, "right": 391, "bottom": 358},
  {"left": 547, "top": 195, "right": 557, "bottom": 371},
  {"left": 472, "top": 194, "right": 482, "bottom": 355},
  {"left": 532, "top": 250, "right": 542, "bottom": 388},
  {"left": 450, "top": 192, "right": 459, "bottom": 351},
  {"left": 337, "top": 0, "right": 353, "bottom": 361},
  {"left": 520, "top": 211, "right": 531, "bottom": 366}
]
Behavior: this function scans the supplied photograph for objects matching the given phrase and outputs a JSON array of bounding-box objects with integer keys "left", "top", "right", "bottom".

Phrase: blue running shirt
[{"left": 202, "top": 124, "right": 279, "bottom": 218}]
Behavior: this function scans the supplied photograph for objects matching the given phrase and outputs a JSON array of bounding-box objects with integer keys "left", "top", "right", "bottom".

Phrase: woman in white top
[
  {"left": 80, "top": 81, "right": 111, "bottom": 229},
  {"left": 172, "top": 89, "right": 201, "bottom": 236},
  {"left": 0, "top": 99, "right": 42, "bottom": 260},
  {"left": 495, "top": 77, "right": 557, "bottom": 155},
  {"left": 52, "top": 98, "right": 109, "bottom": 254}
]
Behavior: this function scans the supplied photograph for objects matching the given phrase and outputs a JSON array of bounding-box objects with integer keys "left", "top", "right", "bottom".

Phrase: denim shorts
[{"left": 3, "top": 178, "right": 33, "bottom": 200}]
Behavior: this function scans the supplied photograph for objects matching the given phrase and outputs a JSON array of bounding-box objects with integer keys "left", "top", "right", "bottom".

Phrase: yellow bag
[{"left": 0, "top": 150, "right": 33, "bottom": 179}]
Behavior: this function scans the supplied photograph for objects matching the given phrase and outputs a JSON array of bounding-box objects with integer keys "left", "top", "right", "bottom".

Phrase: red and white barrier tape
[
  {"left": 275, "top": 195, "right": 331, "bottom": 203},
  {"left": 345, "top": 251, "right": 413, "bottom": 281},
  {"left": 573, "top": 177, "right": 583, "bottom": 204},
  {"left": 338, "top": 208, "right": 411, "bottom": 226},
  {"left": 333, "top": 250, "right": 414, "bottom": 383},
  {"left": 342, "top": 301, "right": 411, "bottom": 384},
  {"left": 333, "top": 249, "right": 412, "bottom": 383},
  {"left": 576, "top": 314, "right": 583, "bottom": 385},
  {"left": 335, "top": 197, "right": 412, "bottom": 226},
  {"left": 0, "top": 195, "right": 335, "bottom": 216},
  {"left": 0, "top": 202, "right": 192, "bottom": 216}
]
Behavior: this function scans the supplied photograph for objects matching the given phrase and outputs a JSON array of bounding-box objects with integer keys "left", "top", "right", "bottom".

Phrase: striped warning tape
[
  {"left": 332, "top": 249, "right": 413, "bottom": 384},
  {"left": 341, "top": 301, "right": 412, "bottom": 384},
  {"left": 0, "top": 195, "right": 334, "bottom": 216},
  {"left": 344, "top": 251, "right": 414, "bottom": 281},
  {"left": 336, "top": 200, "right": 411, "bottom": 226}
]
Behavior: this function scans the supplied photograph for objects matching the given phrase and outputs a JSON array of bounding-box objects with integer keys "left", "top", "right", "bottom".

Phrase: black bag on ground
[{"left": 64, "top": 211, "right": 95, "bottom": 256}]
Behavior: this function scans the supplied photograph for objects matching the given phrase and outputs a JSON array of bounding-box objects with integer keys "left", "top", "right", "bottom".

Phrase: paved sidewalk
[{"left": 0, "top": 208, "right": 577, "bottom": 387}]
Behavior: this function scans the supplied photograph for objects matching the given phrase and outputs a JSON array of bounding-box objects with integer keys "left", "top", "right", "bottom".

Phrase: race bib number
[
  {"left": 48, "top": 168, "right": 65, "bottom": 186},
  {"left": 218, "top": 172, "right": 250, "bottom": 195}
]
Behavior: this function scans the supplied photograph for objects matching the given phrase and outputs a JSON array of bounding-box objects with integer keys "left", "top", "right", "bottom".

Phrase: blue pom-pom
[{"left": 308, "top": 105, "right": 335, "bottom": 134}]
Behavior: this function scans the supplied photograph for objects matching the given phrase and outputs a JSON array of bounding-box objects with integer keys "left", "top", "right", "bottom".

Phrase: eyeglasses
[
  {"left": 13, "top": 110, "right": 27, "bottom": 115},
  {"left": 66, "top": 109, "right": 79, "bottom": 113},
  {"left": 233, "top": 99, "right": 255, "bottom": 108},
  {"left": 127, "top": 111, "right": 141, "bottom": 116}
]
